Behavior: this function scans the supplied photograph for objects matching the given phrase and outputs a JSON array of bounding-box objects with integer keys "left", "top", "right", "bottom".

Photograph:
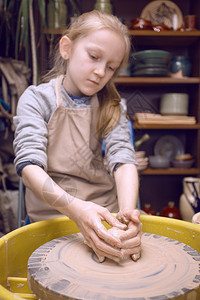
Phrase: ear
[{"left": 59, "top": 36, "right": 72, "bottom": 60}]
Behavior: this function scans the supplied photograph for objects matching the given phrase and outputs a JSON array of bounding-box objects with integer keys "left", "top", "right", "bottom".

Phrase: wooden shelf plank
[
  {"left": 133, "top": 123, "right": 200, "bottom": 130},
  {"left": 114, "top": 76, "right": 200, "bottom": 85},
  {"left": 140, "top": 168, "right": 199, "bottom": 175},
  {"left": 43, "top": 28, "right": 66, "bottom": 35},
  {"left": 129, "top": 30, "right": 200, "bottom": 37},
  {"left": 129, "top": 30, "right": 200, "bottom": 46},
  {"left": 43, "top": 28, "right": 200, "bottom": 37}
]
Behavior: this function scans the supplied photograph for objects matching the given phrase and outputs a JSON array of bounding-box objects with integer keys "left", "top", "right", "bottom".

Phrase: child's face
[{"left": 63, "top": 29, "right": 125, "bottom": 97}]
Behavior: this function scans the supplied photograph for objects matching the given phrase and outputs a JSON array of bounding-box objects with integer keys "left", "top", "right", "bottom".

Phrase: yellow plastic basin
[{"left": 0, "top": 215, "right": 200, "bottom": 300}]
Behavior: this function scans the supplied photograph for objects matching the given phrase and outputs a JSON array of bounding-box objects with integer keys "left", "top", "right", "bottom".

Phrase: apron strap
[
  {"left": 55, "top": 74, "right": 100, "bottom": 113},
  {"left": 55, "top": 75, "right": 65, "bottom": 107}
]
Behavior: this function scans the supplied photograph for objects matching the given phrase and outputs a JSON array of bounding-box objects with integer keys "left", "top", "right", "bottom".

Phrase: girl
[{"left": 14, "top": 10, "right": 142, "bottom": 263}]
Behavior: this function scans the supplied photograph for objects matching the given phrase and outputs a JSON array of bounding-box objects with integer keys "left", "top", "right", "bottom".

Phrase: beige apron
[{"left": 26, "top": 75, "right": 118, "bottom": 222}]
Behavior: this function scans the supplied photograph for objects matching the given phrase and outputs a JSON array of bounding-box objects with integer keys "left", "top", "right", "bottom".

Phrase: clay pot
[
  {"left": 170, "top": 56, "right": 192, "bottom": 77},
  {"left": 184, "top": 15, "right": 198, "bottom": 31},
  {"left": 160, "top": 93, "right": 189, "bottom": 116}
]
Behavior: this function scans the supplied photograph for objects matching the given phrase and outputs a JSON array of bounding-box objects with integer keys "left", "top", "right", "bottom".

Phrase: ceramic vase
[
  {"left": 179, "top": 177, "right": 200, "bottom": 222},
  {"left": 94, "top": 0, "right": 113, "bottom": 14},
  {"left": 170, "top": 56, "right": 192, "bottom": 77},
  {"left": 47, "top": 0, "right": 67, "bottom": 28}
]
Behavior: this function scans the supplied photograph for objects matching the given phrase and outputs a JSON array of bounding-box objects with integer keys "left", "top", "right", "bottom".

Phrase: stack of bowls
[
  {"left": 135, "top": 151, "right": 148, "bottom": 171},
  {"left": 172, "top": 153, "right": 194, "bottom": 169},
  {"left": 131, "top": 50, "right": 171, "bottom": 77}
]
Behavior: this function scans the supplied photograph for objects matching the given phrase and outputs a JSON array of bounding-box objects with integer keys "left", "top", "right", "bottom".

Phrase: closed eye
[
  {"left": 108, "top": 65, "right": 115, "bottom": 72},
  {"left": 89, "top": 53, "right": 99, "bottom": 60}
]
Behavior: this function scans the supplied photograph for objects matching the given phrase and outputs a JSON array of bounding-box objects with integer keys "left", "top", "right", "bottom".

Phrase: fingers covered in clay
[
  {"left": 120, "top": 221, "right": 143, "bottom": 244},
  {"left": 84, "top": 240, "right": 105, "bottom": 262},
  {"left": 71, "top": 201, "right": 125, "bottom": 250},
  {"left": 83, "top": 235, "right": 122, "bottom": 263},
  {"left": 108, "top": 226, "right": 141, "bottom": 261},
  {"left": 85, "top": 225, "right": 142, "bottom": 263},
  {"left": 117, "top": 209, "right": 140, "bottom": 225}
]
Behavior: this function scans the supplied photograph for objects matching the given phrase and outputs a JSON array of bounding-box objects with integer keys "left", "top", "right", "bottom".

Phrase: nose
[{"left": 94, "top": 63, "right": 106, "bottom": 78}]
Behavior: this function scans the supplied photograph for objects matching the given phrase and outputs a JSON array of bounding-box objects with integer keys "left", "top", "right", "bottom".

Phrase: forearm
[
  {"left": 114, "top": 163, "right": 139, "bottom": 211},
  {"left": 21, "top": 164, "right": 80, "bottom": 219},
  {"left": 21, "top": 165, "right": 129, "bottom": 262}
]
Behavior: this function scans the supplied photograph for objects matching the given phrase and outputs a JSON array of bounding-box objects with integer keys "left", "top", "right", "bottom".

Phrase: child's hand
[
  {"left": 67, "top": 200, "right": 127, "bottom": 262},
  {"left": 116, "top": 209, "right": 142, "bottom": 261}
]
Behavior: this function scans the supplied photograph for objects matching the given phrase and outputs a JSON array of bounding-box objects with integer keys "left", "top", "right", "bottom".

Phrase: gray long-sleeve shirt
[{"left": 13, "top": 78, "right": 136, "bottom": 175}]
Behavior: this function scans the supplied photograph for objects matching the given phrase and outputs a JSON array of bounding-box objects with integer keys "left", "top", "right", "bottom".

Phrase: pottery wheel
[{"left": 27, "top": 233, "right": 200, "bottom": 300}]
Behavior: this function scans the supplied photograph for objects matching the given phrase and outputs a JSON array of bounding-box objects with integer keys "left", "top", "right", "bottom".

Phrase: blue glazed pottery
[{"left": 170, "top": 56, "right": 192, "bottom": 77}]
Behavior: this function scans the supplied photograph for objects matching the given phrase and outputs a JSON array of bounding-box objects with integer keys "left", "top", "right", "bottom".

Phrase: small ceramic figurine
[
  {"left": 161, "top": 201, "right": 181, "bottom": 219},
  {"left": 143, "top": 204, "right": 156, "bottom": 215}
]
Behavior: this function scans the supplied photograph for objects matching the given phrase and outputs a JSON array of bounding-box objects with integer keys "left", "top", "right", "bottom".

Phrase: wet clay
[{"left": 27, "top": 233, "right": 200, "bottom": 300}]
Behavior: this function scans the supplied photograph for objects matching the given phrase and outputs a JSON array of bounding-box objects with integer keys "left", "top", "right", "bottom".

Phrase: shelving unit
[
  {"left": 40, "top": 0, "right": 200, "bottom": 214},
  {"left": 115, "top": 23, "right": 200, "bottom": 212}
]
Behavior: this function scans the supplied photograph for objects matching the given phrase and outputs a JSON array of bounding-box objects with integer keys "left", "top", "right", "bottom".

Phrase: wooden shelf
[
  {"left": 43, "top": 28, "right": 66, "bottom": 35},
  {"left": 133, "top": 123, "right": 200, "bottom": 130},
  {"left": 140, "top": 168, "right": 199, "bottom": 175},
  {"left": 129, "top": 30, "right": 200, "bottom": 47},
  {"left": 114, "top": 76, "right": 200, "bottom": 85},
  {"left": 40, "top": 0, "right": 200, "bottom": 213},
  {"left": 129, "top": 30, "right": 200, "bottom": 37},
  {"left": 43, "top": 28, "right": 200, "bottom": 37},
  {"left": 42, "top": 29, "right": 200, "bottom": 46}
]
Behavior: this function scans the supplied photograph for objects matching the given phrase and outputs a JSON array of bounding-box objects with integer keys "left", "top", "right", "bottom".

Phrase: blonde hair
[{"left": 43, "top": 10, "right": 131, "bottom": 137}]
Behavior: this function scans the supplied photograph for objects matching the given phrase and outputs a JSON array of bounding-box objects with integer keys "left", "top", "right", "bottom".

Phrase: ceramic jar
[
  {"left": 160, "top": 93, "right": 189, "bottom": 116},
  {"left": 185, "top": 15, "right": 198, "bottom": 31},
  {"left": 179, "top": 177, "right": 200, "bottom": 222},
  {"left": 170, "top": 56, "right": 192, "bottom": 77},
  {"left": 47, "top": 0, "right": 67, "bottom": 28},
  {"left": 94, "top": 0, "right": 113, "bottom": 14}
]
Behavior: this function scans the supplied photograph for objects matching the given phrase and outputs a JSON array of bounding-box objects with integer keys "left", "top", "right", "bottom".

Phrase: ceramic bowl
[
  {"left": 174, "top": 153, "right": 193, "bottom": 161},
  {"left": 172, "top": 159, "right": 194, "bottom": 169},
  {"left": 133, "top": 50, "right": 171, "bottom": 65},
  {"left": 149, "top": 155, "right": 170, "bottom": 169},
  {"left": 160, "top": 93, "right": 189, "bottom": 115}
]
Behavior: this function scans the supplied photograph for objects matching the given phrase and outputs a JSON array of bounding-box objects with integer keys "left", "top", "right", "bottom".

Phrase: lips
[{"left": 89, "top": 79, "right": 99, "bottom": 85}]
